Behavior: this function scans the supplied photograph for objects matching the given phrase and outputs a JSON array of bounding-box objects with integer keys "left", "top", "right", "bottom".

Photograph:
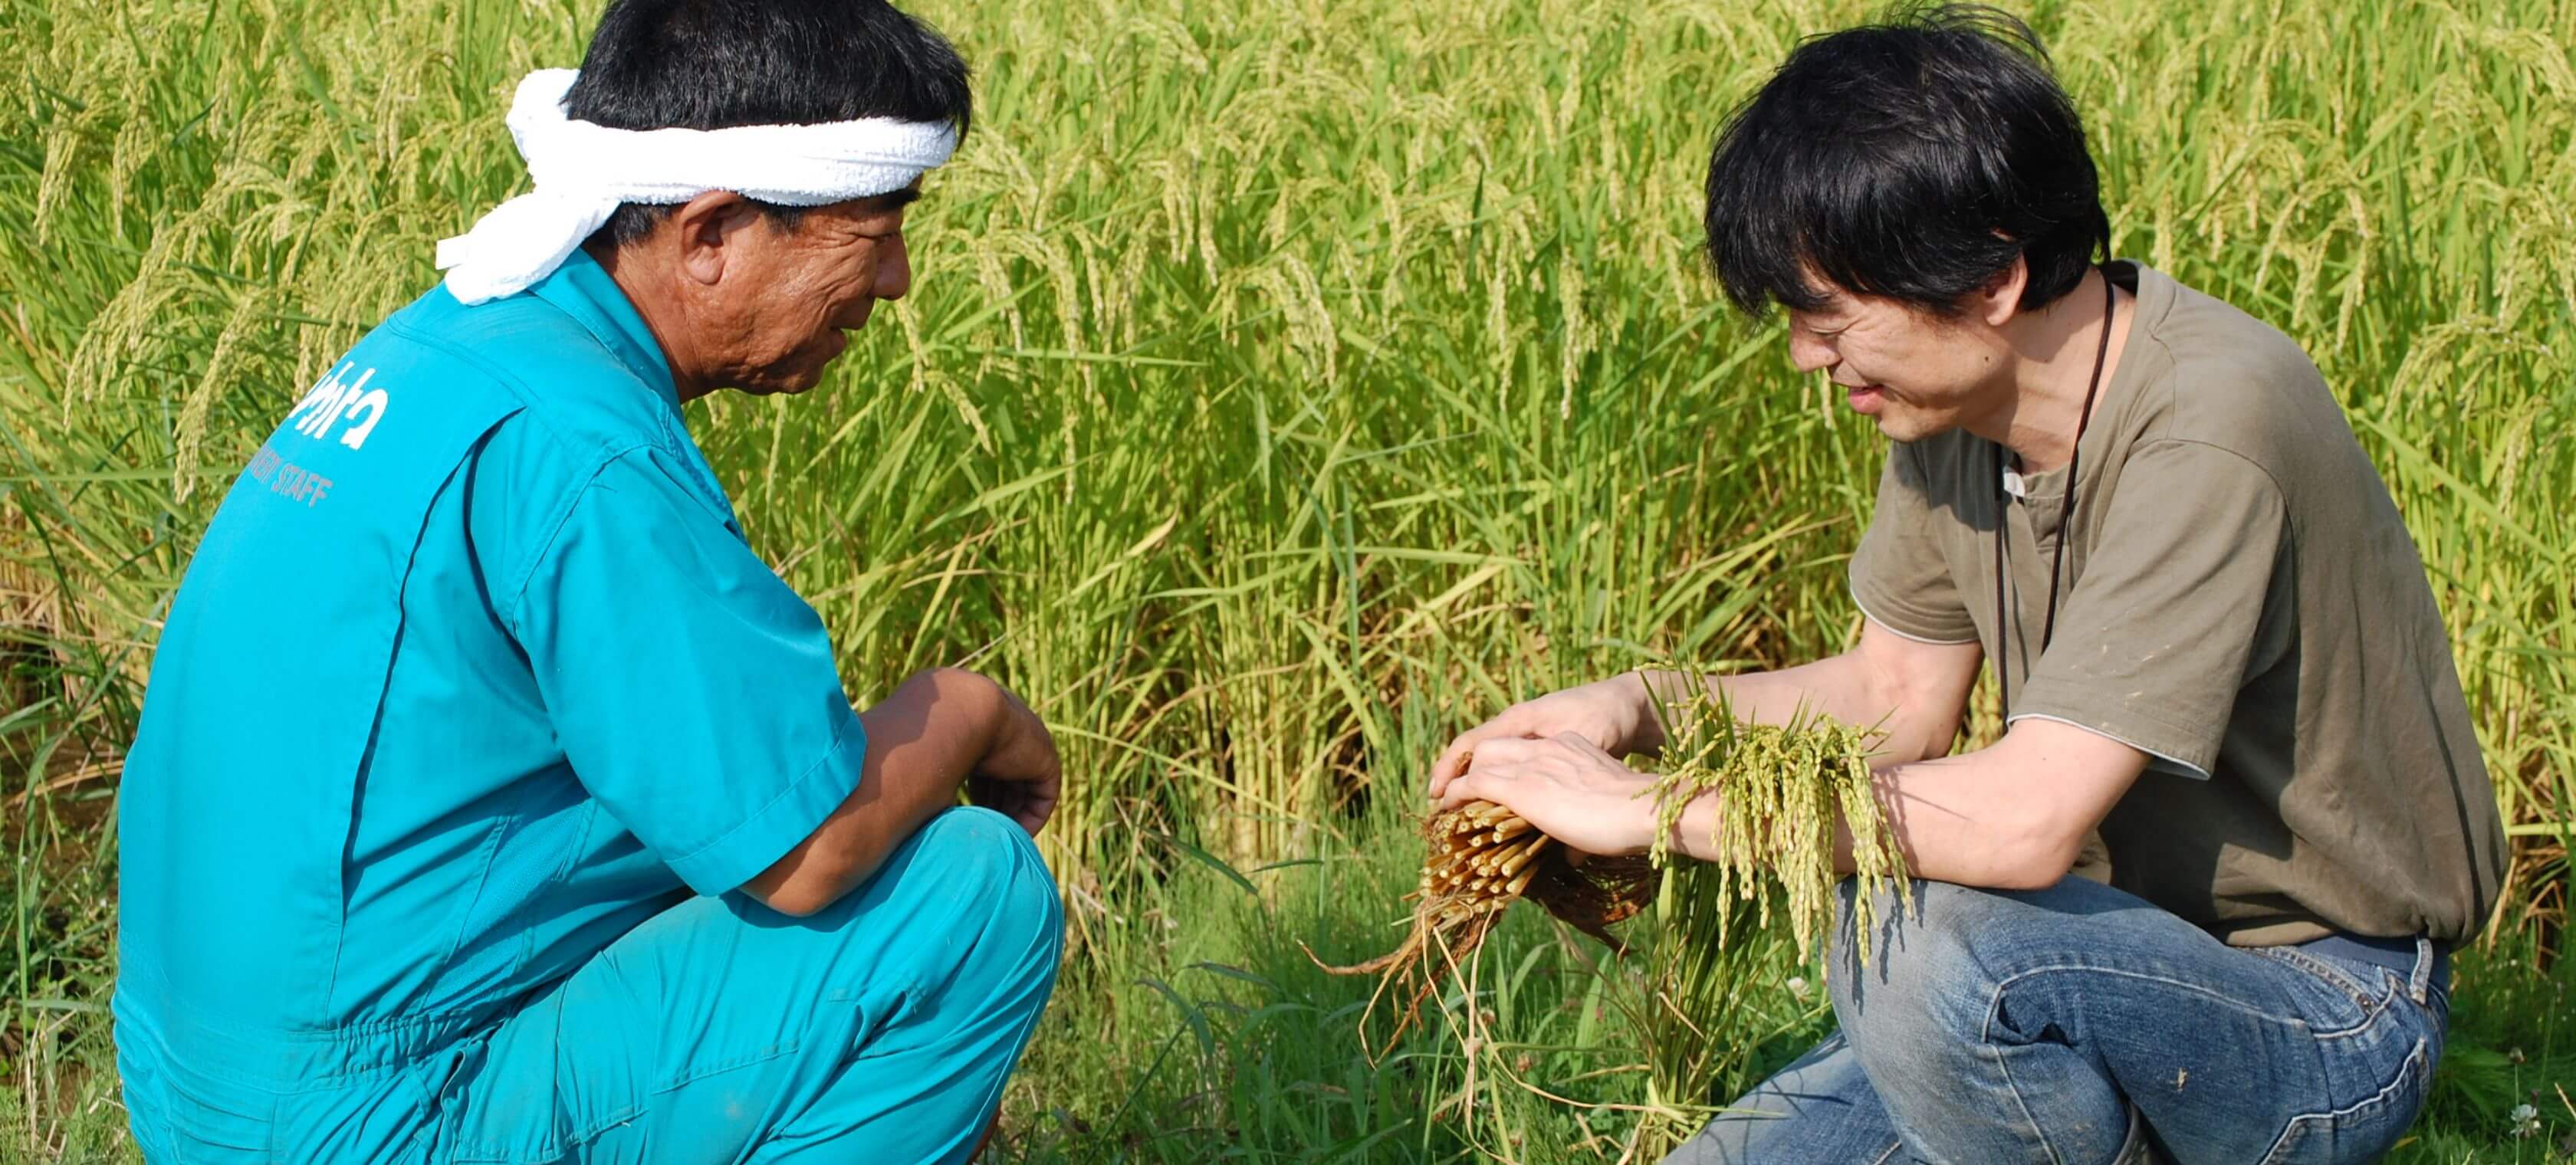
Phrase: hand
[
  {"left": 968, "top": 679, "right": 1060, "bottom": 836},
  {"left": 1429, "top": 674, "right": 1659, "bottom": 800},
  {"left": 1434, "top": 733, "right": 1659, "bottom": 857}
]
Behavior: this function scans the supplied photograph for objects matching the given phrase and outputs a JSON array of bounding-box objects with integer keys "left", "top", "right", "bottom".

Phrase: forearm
[
  {"left": 1664, "top": 756, "right": 2055, "bottom": 889},
  {"left": 744, "top": 668, "right": 999, "bottom": 915},
  {"left": 1661, "top": 721, "right": 2144, "bottom": 891},
  {"left": 1634, "top": 652, "right": 1932, "bottom": 758},
  {"left": 1693, "top": 654, "right": 1886, "bottom": 728}
]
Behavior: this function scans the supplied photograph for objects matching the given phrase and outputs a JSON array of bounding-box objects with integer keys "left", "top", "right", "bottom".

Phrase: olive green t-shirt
[{"left": 1849, "top": 261, "right": 2505, "bottom": 947}]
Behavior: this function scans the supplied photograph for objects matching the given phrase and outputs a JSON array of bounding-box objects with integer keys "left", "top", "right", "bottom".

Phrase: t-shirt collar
[
  {"left": 2006, "top": 260, "right": 2171, "bottom": 504},
  {"left": 527, "top": 248, "right": 682, "bottom": 415}
]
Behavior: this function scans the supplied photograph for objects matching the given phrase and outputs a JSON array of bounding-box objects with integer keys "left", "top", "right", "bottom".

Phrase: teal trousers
[{"left": 434, "top": 807, "right": 1062, "bottom": 1163}]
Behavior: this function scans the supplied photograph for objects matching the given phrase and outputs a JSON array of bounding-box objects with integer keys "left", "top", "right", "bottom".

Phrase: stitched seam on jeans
[
  {"left": 2117, "top": 1105, "right": 2151, "bottom": 1165},
  {"left": 2254, "top": 1036, "right": 2429, "bottom": 1165},
  {"left": 1988, "top": 963, "right": 2389, "bottom": 1045},
  {"left": 1868, "top": 1140, "right": 1904, "bottom": 1165},
  {"left": 2249, "top": 948, "right": 2402, "bottom": 1039},
  {"left": 1983, "top": 979, "right": 2080, "bottom": 1164},
  {"left": 2252, "top": 946, "right": 2380, "bottom": 1006}
]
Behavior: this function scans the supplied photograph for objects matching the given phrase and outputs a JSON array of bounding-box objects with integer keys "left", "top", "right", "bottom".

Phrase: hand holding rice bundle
[{"left": 1315, "top": 689, "right": 1906, "bottom": 1073}]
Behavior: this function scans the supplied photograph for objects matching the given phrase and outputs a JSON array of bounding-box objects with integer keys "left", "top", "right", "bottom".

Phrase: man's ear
[
  {"left": 664, "top": 190, "right": 759, "bottom": 287},
  {"left": 1976, "top": 254, "right": 2030, "bottom": 327}
]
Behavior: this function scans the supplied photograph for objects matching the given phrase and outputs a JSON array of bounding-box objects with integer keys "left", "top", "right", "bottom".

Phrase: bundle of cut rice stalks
[
  {"left": 1308, "top": 799, "right": 1660, "bottom": 1055},
  {"left": 1311, "top": 684, "right": 1909, "bottom": 1157}
]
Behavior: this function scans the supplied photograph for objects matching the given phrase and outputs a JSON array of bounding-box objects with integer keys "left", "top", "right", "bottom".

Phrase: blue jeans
[{"left": 1663, "top": 876, "right": 2449, "bottom": 1165}]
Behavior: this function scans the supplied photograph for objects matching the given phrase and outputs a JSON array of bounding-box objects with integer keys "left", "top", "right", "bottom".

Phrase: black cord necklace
[{"left": 1993, "top": 270, "right": 2116, "bottom": 723}]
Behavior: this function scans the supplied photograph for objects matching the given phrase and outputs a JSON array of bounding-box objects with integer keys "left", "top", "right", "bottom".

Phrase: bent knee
[
  {"left": 1830, "top": 878, "right": 2013, "bottom": 1042},
  {"left": 902, "top": 807, "right": 1063, "bottom": 980},
  {"left": 1831, "top": 876, "right": 2135, "bottom": 1050},
  {"left": 909, "top": 807, "right": 1056, "bottom": 899}
]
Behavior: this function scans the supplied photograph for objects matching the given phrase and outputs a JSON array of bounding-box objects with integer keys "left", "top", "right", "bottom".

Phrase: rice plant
[{"left": 1624, "top": 692, "right": 1899, "bottom": 1157}]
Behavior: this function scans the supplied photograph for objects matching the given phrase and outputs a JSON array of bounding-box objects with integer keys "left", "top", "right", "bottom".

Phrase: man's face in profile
[
  {"left": 712, "top": 186, "right": 922, "bottom": 397},
  {"left": 1783, "top": 285, "right": 2007, "bottom": 443}
]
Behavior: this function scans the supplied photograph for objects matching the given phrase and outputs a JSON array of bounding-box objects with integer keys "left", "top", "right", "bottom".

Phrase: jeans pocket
[
  {"left": 2253, "top": 947, "right": 2399, "bottom": 1038},
  {"left": 2255, "top": 1032, "right": 2435, "bottom": 1165}
]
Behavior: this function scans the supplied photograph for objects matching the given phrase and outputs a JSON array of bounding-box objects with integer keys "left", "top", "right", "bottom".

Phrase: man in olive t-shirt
[
  {"left": 1424, "top": 9, "right": 2503, "bottom": 1163},
  {"left": 1851, "top": 258, "right": 2501, "bottom": 949}
]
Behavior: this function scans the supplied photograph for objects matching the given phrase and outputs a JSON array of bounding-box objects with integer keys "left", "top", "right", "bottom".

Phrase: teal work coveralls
[{"left": 113, "top": 250, "right": 1061, "bottom": 1163}]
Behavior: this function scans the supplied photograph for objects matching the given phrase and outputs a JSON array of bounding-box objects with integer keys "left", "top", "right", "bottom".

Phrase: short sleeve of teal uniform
[{"left": 511, "top": 445, "right": 866, "bottom": 894}]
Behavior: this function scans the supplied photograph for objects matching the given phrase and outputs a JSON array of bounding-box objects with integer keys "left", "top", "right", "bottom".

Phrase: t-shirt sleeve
[
  {"left": 1848, "top": 443, "right": 1981, "bottom": 643},
  {"left": 2011, "top": 439, "right": 2291, "bottom": 779},
  {"left": 511, "top": 447, "right": 867, "bottom": 894}
]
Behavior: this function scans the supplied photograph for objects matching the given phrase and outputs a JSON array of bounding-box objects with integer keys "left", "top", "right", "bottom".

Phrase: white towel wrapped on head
[{"left": 435, "top": 69, "right": 959, "bottom": 305}]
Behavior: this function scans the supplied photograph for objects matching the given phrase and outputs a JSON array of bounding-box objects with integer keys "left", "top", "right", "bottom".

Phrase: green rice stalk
[{"left": 1620, "top": 682, "right": 1906, "bottom": 1158}]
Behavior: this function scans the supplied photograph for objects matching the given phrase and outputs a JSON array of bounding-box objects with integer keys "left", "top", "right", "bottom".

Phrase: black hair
[
  {"left": 564, "top": 0, "right": 972, "bottom": 251},
  {"left": 1701, "top": 4, "right": 2109, "bottom": 317}
]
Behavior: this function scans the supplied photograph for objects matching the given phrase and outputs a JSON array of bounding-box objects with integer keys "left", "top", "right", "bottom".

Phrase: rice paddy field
[{"left": 4, "top": 0, "right": 2572, "bottom": 1159}]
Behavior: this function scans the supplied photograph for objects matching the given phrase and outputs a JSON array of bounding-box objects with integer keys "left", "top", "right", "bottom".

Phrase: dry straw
[
  {"left": 1319, "top": 681, "right": 1908, "bottom": 1154},
  {"left": 1309, "top": 798, "right": 1658, "bottom": 1058}
]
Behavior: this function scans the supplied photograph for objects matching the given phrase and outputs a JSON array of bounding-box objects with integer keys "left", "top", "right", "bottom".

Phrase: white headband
[{"left": 435, "top": 69, "right": 958, "bottom": 305}]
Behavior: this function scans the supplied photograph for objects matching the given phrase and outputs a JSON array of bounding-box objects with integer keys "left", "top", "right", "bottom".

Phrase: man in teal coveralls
[{"left": 113, "top": 2, "right": 1065, "bottom": 1160}]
